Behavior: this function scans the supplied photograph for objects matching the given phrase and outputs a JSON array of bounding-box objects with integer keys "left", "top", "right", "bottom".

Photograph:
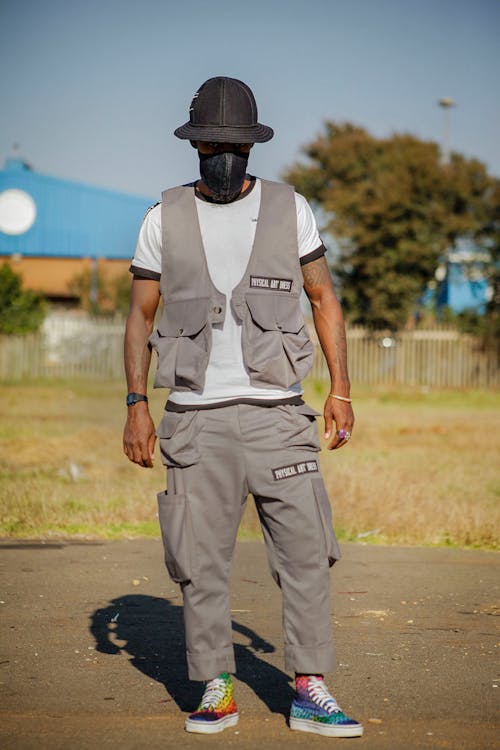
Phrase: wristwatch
[{"left": 126, "top": 393, "right": 148, "bottom": 407}]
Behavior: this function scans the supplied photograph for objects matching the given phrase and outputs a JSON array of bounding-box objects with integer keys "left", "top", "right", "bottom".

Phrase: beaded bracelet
[{"left": 329, "top": 393, "right": 352, "bottom": 403}]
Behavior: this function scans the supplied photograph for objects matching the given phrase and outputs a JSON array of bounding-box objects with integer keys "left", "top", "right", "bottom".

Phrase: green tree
[
  {"left": 284, "top": 122, "right": 497, "bottom": 330},
  {"left": 111, "top": 271, "right": 133, "bottom": 316},
  {"left": 70, "top": 267, "right": 131, "bottom": 316},
  {"left": 0, "top": 263, "right": 46, "bottom": 335},
  {"left": 483, "top": 179, "right": 500, "bottom": 342}
]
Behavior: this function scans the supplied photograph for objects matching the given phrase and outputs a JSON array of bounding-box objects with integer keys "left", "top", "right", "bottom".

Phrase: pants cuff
[
  {"left": 284, "top": 642, "right": 336, "bottom": 675},
  {"left": 187, "top": 645, "right": 236, "bottom": 682}
]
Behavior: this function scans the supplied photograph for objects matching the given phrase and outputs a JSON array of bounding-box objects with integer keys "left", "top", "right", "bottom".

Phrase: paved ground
[{"left": 0, "top": 539, "right": 498, "bottom": 750}]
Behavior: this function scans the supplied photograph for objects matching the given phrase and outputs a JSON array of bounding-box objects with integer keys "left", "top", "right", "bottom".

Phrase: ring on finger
[{"left": 337, "top": 429, "right": 352, "bottom": 440}]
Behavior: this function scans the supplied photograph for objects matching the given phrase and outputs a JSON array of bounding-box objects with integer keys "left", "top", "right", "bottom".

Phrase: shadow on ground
[{"left": 90, "top": 594, "right": 294, "bottom": 716}]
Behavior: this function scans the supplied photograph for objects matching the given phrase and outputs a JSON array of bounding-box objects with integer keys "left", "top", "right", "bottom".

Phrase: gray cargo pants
[{"left": 156, "top": 402, "right": 341, "bottom": 682}]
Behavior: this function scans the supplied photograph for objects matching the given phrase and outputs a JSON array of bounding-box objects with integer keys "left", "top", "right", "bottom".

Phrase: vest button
[
  {"left": 178, "top": 328, "right": 184, "bottom": 335},
  {"left": 213, "top": 306, "right": 222, "bottom": 314},
  {"left": 276, "top": 323, "right": 282, "bottom": 330}
]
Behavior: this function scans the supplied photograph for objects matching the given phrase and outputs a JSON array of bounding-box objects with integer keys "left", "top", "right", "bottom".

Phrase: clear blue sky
[{"left": 1, "top": 0, "right": 499, "bottom": 200}]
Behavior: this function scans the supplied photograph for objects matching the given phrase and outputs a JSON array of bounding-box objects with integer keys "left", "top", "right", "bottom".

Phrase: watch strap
[{"left": 126, "top": 392, "right": 148, "bottom": 406}]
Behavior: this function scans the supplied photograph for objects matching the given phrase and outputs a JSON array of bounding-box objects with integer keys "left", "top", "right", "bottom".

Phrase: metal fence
[{"left": 0, "top": 315, "right": 498, "bottom": 388}]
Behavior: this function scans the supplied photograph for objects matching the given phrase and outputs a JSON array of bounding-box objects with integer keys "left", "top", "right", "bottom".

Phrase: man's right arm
[{"left": 123, "top": 278, "right": 161, "bottom": 468}]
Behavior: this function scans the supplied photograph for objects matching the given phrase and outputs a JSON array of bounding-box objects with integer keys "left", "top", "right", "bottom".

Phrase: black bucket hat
[{"left": 174, "top": 77, "right": 274, "bottom": 143}]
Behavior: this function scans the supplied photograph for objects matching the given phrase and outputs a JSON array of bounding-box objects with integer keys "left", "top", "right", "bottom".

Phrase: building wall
[
  {"left": 0, "top": 255, "right": 130, "bottom": 297},
  {"left": 0, "top": 158, "right": 152, "bottom": 300}
]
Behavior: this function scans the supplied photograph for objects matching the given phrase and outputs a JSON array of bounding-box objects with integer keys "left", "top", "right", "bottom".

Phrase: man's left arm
[{"left": 302, "top": 255, "right": 354, "bottom": 450}]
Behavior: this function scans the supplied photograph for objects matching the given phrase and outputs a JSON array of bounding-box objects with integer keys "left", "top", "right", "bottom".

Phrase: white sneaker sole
[
  {"left": 290, "top": 717, "right": 363, "bottom": 737},
  {"left": 185, "top": 712, "right": 239, "bottom": 734}
]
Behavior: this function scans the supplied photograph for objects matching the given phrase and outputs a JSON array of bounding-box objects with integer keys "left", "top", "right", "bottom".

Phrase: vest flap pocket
[
  {"left": 246, "top": 293, "right": 303, "bottom": 334},
  {"left": 157, "top": 297, "right": 210, "bottom": 337}
]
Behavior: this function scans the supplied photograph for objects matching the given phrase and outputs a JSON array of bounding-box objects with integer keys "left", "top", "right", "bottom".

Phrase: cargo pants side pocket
[
  {"left": 275, "top": 402, "right": 321, "bottom": 452},
  {"left": 311, "top": 478, "right": 342, "bottom": 567},
  {"left": 157, "top": 491, "right": 198, "bottom": 584},
  {"left": 156, "top": 411, "right": 201, "bottom": 468}
]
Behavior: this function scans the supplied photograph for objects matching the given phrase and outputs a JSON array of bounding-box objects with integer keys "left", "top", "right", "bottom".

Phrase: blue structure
[
  {"left": 0, "top": 158, "right": 154, "bottom": 259},
  {"left": 434, "top": 240, "right": 491, "bottom": 315}
]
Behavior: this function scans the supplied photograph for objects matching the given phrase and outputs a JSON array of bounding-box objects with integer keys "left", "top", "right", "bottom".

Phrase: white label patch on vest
[
  {"left": 272, "top": 460, "right": 319, "bottom": 481},
  {"left": 250, "top": 275, "right": 293, "bottom": 292}
]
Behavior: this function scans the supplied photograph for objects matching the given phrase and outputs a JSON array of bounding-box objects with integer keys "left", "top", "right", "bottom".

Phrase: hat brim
[{"left": 174, "top": 122, "right": 274, "bottom": 143}]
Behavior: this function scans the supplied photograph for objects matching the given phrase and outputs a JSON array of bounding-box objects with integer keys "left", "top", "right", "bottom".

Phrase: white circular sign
[{"left": 0, "top": 189, "right": 37, "bottom": 235}]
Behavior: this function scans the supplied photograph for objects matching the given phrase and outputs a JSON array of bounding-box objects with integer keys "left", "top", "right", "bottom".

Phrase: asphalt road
[{"left": 0, "top": 539, "right": 498, "bottom": 750}]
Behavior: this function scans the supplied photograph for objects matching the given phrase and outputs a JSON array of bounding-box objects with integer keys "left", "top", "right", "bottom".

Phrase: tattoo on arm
[
  {"left": 301, "top": 256, "right": 331, "bottom": 292},
  {"left": 333, "top": 320, "right": 349, "bottom": 382},
  {"left": 302, "top": 257, "right": 350, "bottom": 388}
]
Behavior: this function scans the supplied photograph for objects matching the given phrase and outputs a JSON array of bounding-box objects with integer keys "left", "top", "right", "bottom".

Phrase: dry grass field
[{"left": 0, "top": 378, "right": 498, "bottom": 549}]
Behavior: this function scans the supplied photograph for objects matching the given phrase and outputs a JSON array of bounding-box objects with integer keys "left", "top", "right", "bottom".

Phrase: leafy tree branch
[{"left": 284, "top": 122, "right": 498, "bottom": 331}]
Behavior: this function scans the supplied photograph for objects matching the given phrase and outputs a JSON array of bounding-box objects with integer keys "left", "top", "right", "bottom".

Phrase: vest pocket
[
  {"left": 311, "top": 478, "right": 342, "bottom": 567},
  {"left": 157, "top": 491, "right": 198, "bottom": 583},
  {"left": 156, "top": 410, "right": 201, "bottom": 467},
  {"left": 243, "top": 293, "right": 314, "bottom": 389},
  {"left": 149, "top": 298, "right": 210, "bottom": 390}
]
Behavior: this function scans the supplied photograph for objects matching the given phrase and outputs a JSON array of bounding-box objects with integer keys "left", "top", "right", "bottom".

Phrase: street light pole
[{"left": 438, "top": 97, "right": 456, "bottom": 164}]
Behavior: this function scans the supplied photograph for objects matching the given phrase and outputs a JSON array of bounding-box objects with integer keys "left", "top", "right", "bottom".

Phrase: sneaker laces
[
  {"left": 307, "top": 677, "right": 341, "bottom": 714},
  {"left": 199, "top": 676, "right": 228, "bottom": 710}
]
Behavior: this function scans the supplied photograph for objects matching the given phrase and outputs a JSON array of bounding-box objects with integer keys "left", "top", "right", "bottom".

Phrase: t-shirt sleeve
[
  {"left": 129, "top": 203, "right": 162, "bottom": 280},
  {"left": 294, "top": 192, "right": 326, "bottom": 266}
]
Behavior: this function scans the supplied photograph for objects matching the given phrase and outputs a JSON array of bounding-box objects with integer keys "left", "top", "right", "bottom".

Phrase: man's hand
[
  {"left": 123, "top": 402, "right": 156, "bottom": 467},
  {"left": 123, "top": 277, "right": 160, "bottom": 467},
  {"left": 323, "top": 397, "right": 354, "bottom": 450}
]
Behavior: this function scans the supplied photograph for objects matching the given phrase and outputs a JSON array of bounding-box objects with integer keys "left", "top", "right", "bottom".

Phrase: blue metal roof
[{"left": 0, "top": 159, "right": 154, "bottom": 259}]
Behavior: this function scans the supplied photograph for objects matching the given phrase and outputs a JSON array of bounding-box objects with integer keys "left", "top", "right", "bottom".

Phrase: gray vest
[{"left": 149, "top": 179, "right": 314, "bottom": 392}]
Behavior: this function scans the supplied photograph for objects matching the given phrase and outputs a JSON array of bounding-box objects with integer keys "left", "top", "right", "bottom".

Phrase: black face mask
[{"left": 198, "top": 150, "right": 249, "bottom": 203}]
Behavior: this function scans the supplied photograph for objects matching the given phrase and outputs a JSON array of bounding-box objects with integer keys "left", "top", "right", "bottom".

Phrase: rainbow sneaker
[
  {"left": 185, "top": 672, "right": 239, "bottom": 734},
  {"left": 289, "top": 676, "right": 363, "bottom": 737}
]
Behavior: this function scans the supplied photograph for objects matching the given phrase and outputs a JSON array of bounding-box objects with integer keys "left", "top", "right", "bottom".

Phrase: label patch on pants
[
  {"left": 250, "top": 275, "right": 293, "bottom": 292},
  {"left": 272, "top": 460, "right": 319, "bottom": 480}
]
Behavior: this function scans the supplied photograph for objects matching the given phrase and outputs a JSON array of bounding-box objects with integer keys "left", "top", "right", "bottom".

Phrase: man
[{"left": 123, "top": 76, "right": 362, "bottom": 738}]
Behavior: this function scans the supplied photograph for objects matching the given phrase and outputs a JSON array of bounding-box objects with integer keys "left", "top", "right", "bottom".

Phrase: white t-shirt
[{"left": 131, "top": 179, "right": 323, "bottom": 406}]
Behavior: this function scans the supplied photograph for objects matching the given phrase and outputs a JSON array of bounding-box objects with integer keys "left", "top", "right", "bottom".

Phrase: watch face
[{"left": 126, "top": 394, "right": 136, "bottom": 406}]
